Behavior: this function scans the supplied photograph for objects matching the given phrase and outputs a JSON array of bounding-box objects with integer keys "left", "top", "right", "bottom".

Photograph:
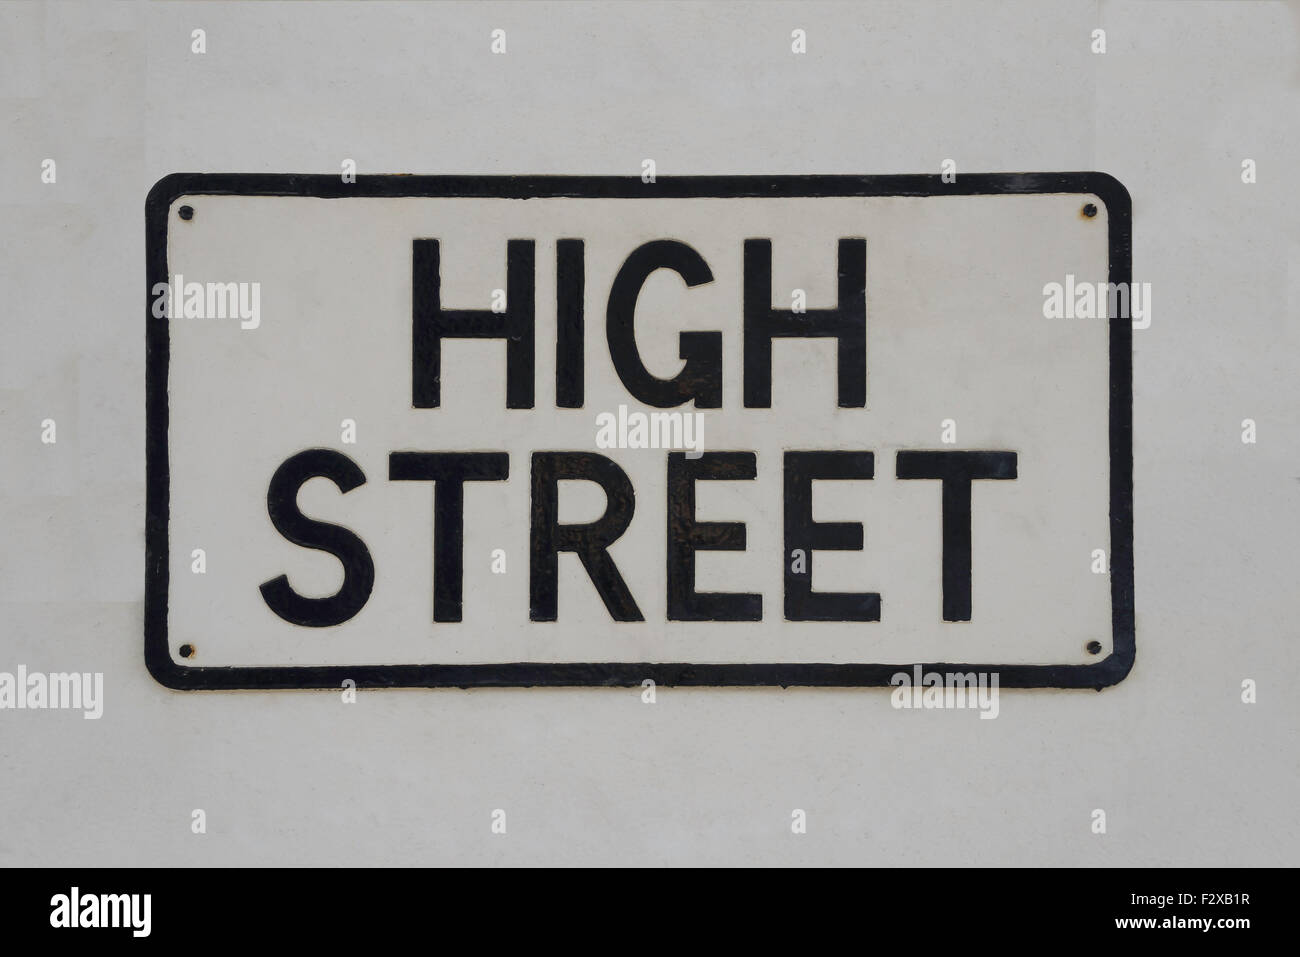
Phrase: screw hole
[
  {"left": 178, "top": 205, "right": 194, "bottom": 221},
  {"left": 1082, "top": 203, "right": 1098, "bottom": 218},
  {"left": 179, "top": 643, "right": 195, "bottom": 658},
  {"left": 1086, "top": 640, "right": 1103, "bottom": 655}
]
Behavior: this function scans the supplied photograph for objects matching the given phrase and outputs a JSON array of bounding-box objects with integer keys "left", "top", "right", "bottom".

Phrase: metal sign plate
[{"left": 145, "top": 173, "right": 1133, "bottom": 690}]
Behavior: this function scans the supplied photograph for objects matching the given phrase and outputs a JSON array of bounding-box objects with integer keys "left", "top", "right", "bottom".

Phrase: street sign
[{"left": 145, "top": 173, "right": 1133, "bottom": 690}]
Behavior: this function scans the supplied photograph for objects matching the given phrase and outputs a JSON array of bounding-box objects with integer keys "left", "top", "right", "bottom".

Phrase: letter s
[{"left": 259, "top": 449, "right": 375, "bottom": 626}]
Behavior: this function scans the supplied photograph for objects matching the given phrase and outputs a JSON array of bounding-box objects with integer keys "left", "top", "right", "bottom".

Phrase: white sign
[{"left": 145, "top": 174, "right": 1134, "bottom": 690}]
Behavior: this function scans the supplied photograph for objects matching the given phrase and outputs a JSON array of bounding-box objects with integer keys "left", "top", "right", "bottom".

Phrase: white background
[
  {"left": 1, "top": 0, "right": 1297, "bottom": 866},
  {"left": 164, "top": 192, "right": 1111, "bottom": 668}
]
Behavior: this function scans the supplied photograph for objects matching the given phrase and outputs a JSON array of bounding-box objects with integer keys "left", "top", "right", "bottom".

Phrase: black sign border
[{"left": 146, "top": 172, "right": 1134, "bottom": 690}]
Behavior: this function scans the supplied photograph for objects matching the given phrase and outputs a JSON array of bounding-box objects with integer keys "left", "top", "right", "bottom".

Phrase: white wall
[{"left": 0, "top": 0, "right": 1295, "bottom": 866}]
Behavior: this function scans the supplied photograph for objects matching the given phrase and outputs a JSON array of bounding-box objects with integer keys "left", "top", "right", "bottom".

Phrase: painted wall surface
[{"left": 1, "top": 0, "right": 1296, "bottom": 866}]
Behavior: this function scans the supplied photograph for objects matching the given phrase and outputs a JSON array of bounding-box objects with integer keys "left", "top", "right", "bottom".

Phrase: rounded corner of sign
[
  {"left": 145, "top": 173, "right": 200, "bottom": 219},
  {"left": 1088, "top": 643, "right": 1136, "bottom": 691},
  {"left": 1079, "top": 172, "right": 1132, "bottom": 218},
  {"left": 144, "top": 643, "right": 200, "bottom": 691}
]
